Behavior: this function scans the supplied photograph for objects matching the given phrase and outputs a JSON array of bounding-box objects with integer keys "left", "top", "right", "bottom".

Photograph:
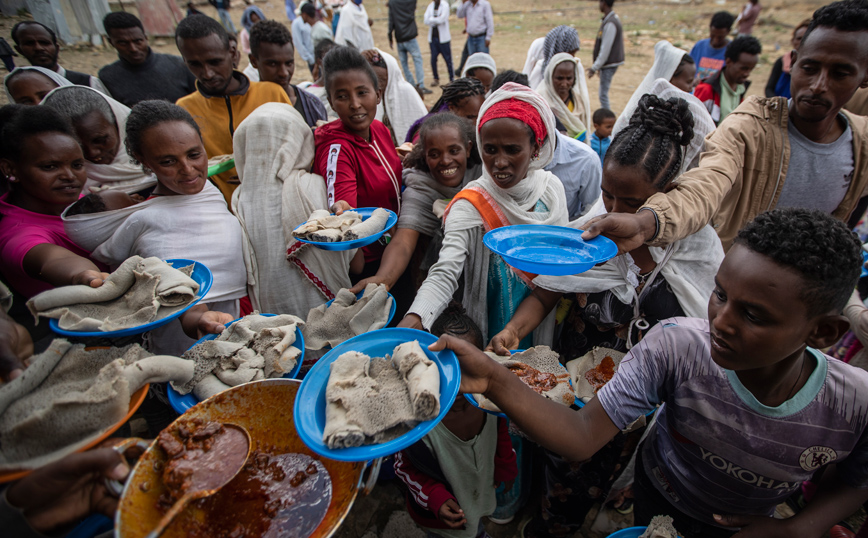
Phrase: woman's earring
[{"left": 532, "top": 151, "right": 540, "bottom": 160}]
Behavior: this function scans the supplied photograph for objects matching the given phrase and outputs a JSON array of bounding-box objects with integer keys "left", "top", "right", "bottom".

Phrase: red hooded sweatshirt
[{"left": 314, "top": 119, "right": 402, "bottom": 262}]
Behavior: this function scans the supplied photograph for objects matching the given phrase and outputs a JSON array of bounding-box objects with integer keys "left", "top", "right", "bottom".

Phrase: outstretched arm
[
  {"left": 23, "top": 243, "right": 108, "bottom": 289},
  {"left": 487, "top": 287, "right": 562, "bottom": 355},
  {"left": 430, "top": 335, "right": 621, "bottom": 461},
  {"left": 350, "top": 227, "right": 420, "bottom": 292}
]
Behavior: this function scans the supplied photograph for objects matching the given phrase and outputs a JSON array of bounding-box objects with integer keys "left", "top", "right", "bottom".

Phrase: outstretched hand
[
  {"left": 486, "top": 327, "right": 518, "bottom": 356},
  {"left": 195, "top": 310, "right": 234, "bottom": 339},
  {"left": 429, "top": 334, "right": 501, "bottom": 396},
  {"left": 71, "top": 270, "right": 110, "bottom": 288},
  {"left": 581, "top": 211, "right": 655, "bottom": 255},
  {"left": 712, "top": 514, "right": 797, "bottom": 538},
  {"left": 397, "top": 313, "right": 424, "bottom": 331},
  {"left": 349, "top": 275, "right": 391, "bottom": 294},
  {"left": 330, "top": 200, "right": 354, "bottom": 215},
  {"left": 5, "top": 447, "right": 130, "bottom": 534}
]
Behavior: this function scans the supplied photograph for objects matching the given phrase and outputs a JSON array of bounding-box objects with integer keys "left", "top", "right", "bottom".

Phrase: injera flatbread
[
  {"left": 26, "top": 255, "right": 199, "bottom": 331},
  {"left": 472, "top": 346, "right": 573, "bottom": 413},
  {"left": 293, "top": 208, "right": 390, "bottom": 242},
  {"left": 566, "top": 347, "right": 626, "bottom": 403},
  {"left": 303, "top": 284, "right": 393, "bottom": 350},
  {"left": 173, "top": 314, "right": 305, "bottom": 399},
  {"left": 0, "top": 340, "right": 195, "bottom": 471},
  {"left": 639, "top": 515, "right": 679, "bottom": 538},
  {"left": 323, "top": 341, "right": 441, "bottom": 449}
]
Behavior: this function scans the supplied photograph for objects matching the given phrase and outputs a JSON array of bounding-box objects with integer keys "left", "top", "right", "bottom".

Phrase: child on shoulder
[
  {"left": 433, "top": 208, "right": 868, "bottom": 538},
  {"left": 395, "top": 304, "right": 517, "bottom": 538}
]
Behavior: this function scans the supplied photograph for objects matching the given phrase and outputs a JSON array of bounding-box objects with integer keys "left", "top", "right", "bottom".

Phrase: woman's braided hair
[
  {"left": 606, "top": 94, "right": 694, "bottom": 190},
  {"left": 429, "top": 77, "right": 485, "bottom": 113}
]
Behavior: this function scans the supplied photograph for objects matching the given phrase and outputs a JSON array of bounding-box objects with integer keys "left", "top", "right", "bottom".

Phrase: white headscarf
[
  {"left": 444, "top": 82, "right": 569, "bottom": 342},
  {"left": 374, "top": 49, "right": 428, "bottom": 143},
  {"left": 613, "top": 41, "right": 689, "bottom": 137},
  {"left": 523, "top": 36, "right": 545, "bottom": 75},
  {"left": 616, "top": 78, "right": 716, "bottom": 175},
  {"left": 41, "top": 85, "right": 157, "bottom": 194},
  {"left": 232, "top": 103, "right": 354, "bottom": 317},
  {"left": 3, "top": 66, "right": 72, "bottom": 103},
  {"left": 535, "top": 52, "right": 591, "bottom": 142},
  {"left": 461, "top": 52, "right": 497, "bottom": 79}
]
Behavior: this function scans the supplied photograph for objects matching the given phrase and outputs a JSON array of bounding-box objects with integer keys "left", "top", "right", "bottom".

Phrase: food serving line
[{"left": 0, "top": 210, "right": 623, "bottom": 538}]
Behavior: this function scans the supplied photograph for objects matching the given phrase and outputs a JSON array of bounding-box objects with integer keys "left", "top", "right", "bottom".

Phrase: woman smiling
[{"left": 40, "top": 86, "right": 157, "bottom": 194}]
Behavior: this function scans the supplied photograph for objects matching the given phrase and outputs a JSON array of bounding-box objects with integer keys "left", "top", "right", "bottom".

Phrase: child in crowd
[
  {"left": 437, "top": 207, "right": 868, "bottom": 538},
  {"left": 351, "top": 112, "right": 481, "bottom": 295},
  {"left": 395, "top": 304, "right": 517, "bottom": 538},
  {"left": 65, "top": 190, "right": 143, "bottom": 216},
  {"left": 591, "top": 108, "right": 616, "bottom": 164}
]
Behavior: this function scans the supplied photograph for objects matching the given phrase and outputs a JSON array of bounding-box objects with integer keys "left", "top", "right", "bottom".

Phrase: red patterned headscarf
[{"left": 478, "top": 98, "right": 547, "bottom": 146}]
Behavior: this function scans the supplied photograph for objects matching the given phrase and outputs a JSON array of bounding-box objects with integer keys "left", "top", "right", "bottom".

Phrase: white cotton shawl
[
  {"left": 534, "top": 223, "right": 723, "bottom": 319},
  {"left": 335, "top": 2, "right": 375, "bottom": 51},
  {"left": 440, "top": 83, "right": 569, "bottom": 342},
  {"left": 461, "top": 52, "right": 497, "bottom": 79},
  {"left": 614, "top": 41, "right": 686, "bottom": 138},
  {"left": 232, "top": 102, "right": 354, "bottom": 317},
  {"left": 41, "top": 85, "right": 157, "bottom": 194},
  {"left": 62, "top": 181, "right": 246, "bottom": 304},
  {"left": 3, "top": 66, "right": 72, "bottom": 103},
  {"left": 535, "top": 53, "right": 591, "bottom": 142},
  {"left": 523, "top": 37, "right": 546, "bottom": 76},
  {"left": 615, "top": 78, "right": 716, "bottom": 175},
  {"left": 374, "top": 49, "right": 428, "bottom": 144}
]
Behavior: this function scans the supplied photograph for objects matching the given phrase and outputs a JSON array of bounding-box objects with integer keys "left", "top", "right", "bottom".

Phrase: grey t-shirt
[{"left": 776, "top": 107, "right": 854, "bottom": 213}]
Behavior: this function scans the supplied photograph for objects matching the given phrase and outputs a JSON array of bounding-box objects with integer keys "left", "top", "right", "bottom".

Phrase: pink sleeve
[{"left": 0, "top": 228, "right": 56, "bottom": 273}]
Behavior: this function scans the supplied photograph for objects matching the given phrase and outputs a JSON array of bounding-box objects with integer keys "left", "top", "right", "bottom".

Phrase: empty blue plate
[
  {"left": 294, "top": 328, "right": 460, "bottom": 462},
  {"left": 48, "top": 258, "right": 213, "bottom": 339},
  {"left": 293, "top": 207, "right": 398, "bottom": 251},
  {"left": 861, "top": 250, "right": 867, "bottom": 278},
  {"left": 167, "top": 313, "right": 304, "bottom": 414},
  {"left": 325, "top": 289, "right": 397, "bottom": 328},
  {"left": 483, "top": 225, "right": 617, "bottom": 276}
]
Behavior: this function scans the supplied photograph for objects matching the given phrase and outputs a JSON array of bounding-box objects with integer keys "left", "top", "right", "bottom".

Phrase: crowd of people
[{"left": 2, "top": 0, "right": 868, "bottom": 537}]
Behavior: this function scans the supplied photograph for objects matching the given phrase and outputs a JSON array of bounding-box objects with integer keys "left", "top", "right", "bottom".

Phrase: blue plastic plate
[
  {"left": 607, "top": 527, "right": 648, "bottom": 538},
  {"left": 293, "top": 207, "right": 398, "bottom": 251},
  {"left": 324, "top": 290, "right": 397, "bottom": 329},
  {"left": 167, "top": 313, "right": 304, "bottom": 414},
  {"left": 48, "top": 259, "right": 213, "bottom": 338},
  {"left": 483, "top": 225, "right": 617, "bottom": 276},
  {"left": 464, "top": 350, "right": 579, "bottom": 416},
  {"left": 861, "top": 250, "right": 868, "bottom": 278},
  {"left": 294, "top": 328, "right": 460, "bottom": 462}
]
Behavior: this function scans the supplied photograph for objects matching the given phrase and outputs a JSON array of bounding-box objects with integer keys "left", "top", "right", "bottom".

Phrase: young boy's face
[
  {"left": 707, "top": 244, "right": 826, "bottom": 372},
  {"left": 594, "top": 117, "right": 615, "bottom": 139}
]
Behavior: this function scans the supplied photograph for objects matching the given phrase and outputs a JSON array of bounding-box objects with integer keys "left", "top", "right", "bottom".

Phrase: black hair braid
[
  {"left": 608, "top": 94, "right": 695, "bottom": 189},
  {"left": 430, "top": 77, "right": 485, "bottom": 112}
]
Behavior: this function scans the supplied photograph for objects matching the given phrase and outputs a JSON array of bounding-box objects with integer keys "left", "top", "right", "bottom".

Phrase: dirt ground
[{"left": 2, "top": 0, "right": 864, "bottom": 536}]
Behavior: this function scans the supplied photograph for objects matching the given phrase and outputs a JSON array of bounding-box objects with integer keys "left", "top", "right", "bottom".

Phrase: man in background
[
  {"left": 694, "top": 35, "right": 761, "bottom": 124},
  {"left": 99, "top": 12, "right": 197, "bottom": 107},
  {"left": 10, "top": 21, "right": 107, "bottom": 93},
  {"left": 690, "top": 11, "right": 735, "bottom": 81},
  {"left": 389, "top": 0, "right": 432, "bottom": 94},
  {"left": 587, "top": 0, "right": 624, "bottom": 110},
  {"left": 457, "top": 0, "right": 493, "bottom": 56}
]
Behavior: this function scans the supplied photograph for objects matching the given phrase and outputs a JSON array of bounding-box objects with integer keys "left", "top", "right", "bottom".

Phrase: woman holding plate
[{"left": 399, "top": 82, "right": 569, "bottom": 349}]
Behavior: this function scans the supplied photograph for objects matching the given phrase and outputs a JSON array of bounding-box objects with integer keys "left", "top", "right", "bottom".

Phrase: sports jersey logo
[{"left": 799, "top": 446, "right": 837, "bottom": 472}]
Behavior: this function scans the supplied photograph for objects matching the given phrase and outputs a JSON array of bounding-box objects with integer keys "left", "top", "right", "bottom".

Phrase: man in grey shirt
[
  {"left": 457, "top": 0, "right": 493, "bottom": 55},
  {"left": 776, "top": 105, "right": 854, "bottom": 213}
]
